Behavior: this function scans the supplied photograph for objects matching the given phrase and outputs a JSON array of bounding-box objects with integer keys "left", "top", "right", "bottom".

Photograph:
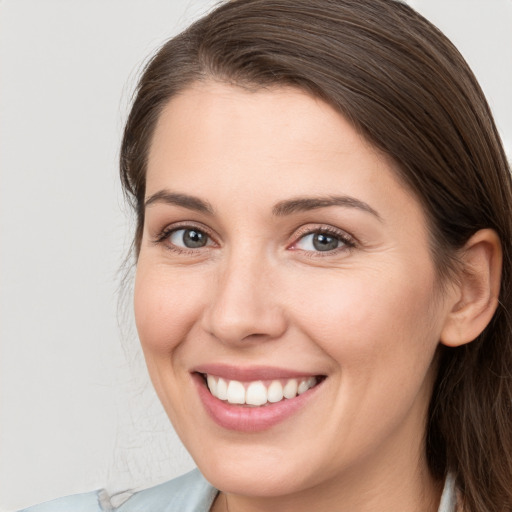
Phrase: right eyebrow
[
  {"left": 272, "top": 195, "right": 382, "bottom": 220},
  {"left": 144, "top": 190, "right": 215, "bottom": 215}
]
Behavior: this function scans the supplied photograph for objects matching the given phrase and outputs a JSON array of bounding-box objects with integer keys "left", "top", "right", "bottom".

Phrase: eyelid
[
  {"left": 152, "top": 221, "right": 219, "bottom": 251},
  {"left": 151, "top": 221, "right": 356, "bottom": 255},
  {"left": 288, "top": 224, "right": 356, "bottom": 253}
]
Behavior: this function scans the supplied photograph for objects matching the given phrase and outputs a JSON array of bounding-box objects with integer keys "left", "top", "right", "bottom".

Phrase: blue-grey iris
[
  {"left": 313, "top": 233, "right": 339, "bottom": 251},
  {"left": 183, "top": 229, "right": 207, "bottom": 248}
]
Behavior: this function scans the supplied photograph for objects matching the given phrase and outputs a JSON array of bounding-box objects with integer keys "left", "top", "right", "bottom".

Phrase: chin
[{"left": 198, "top": 456, "right": 313, "bottom": 497}]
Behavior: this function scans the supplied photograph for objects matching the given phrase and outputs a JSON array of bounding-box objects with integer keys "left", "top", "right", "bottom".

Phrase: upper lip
[{"left": 192, "top": 364, "right": 323, "bottom": 382}]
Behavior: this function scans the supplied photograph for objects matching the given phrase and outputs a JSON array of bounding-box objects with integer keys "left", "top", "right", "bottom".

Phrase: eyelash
[
  {"left": 288, "top": 225, "right": 356, "bottom": 257},
  {"left": 152, "top": 223, "right": 356, "bottom": 256},
  {"left": 153, "top": 222, "right": 217, "bottom": 255}
]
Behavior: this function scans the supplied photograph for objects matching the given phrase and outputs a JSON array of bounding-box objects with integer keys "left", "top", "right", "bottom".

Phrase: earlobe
[{"left": 440, "top": 229, "right": 502, "bottom": 348}]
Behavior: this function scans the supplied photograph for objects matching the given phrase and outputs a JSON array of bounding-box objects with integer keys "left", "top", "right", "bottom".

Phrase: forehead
[
  {"left": 148, "top": 82, "right": 353, "bottom": 164},
  {"left": 150, "top": 82, "right": 385, "bottom": 179},
  {"left": 146, "top": 81, "right": 421, "bottom": 224}
]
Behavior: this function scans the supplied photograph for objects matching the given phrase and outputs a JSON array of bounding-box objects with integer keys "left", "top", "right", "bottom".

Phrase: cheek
[
  {"left": 134, "top": 264, "right": 205, "bottom": 356},
  {"left": 290, "top": 263, "right": 442, "bottom": 372},
  {"left": 286, "top": 265, "right": 443, "bottom": 456},
  {"left": 133, "top": 263, "right": 209, "bottom": 430}
]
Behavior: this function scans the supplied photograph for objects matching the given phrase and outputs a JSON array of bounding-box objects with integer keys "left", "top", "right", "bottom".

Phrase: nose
[{"left": 201, "top": 253, "right": 287, "bottom": 345}]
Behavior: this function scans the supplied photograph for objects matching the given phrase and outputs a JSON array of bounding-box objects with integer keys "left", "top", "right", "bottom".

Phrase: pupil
[
  {"left": 184, "top": 229, "right": 206, "bottom": 248},
  {"left": 313, "top": 233, "right": 338, "bottom": 251}
]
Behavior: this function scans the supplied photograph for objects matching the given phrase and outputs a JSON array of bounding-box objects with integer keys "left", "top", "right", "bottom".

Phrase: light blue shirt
[
  {"left": 20, "top": 468, "right": 457, "bottom": 511},
  {"left": 19, "top": 470, "right": 217, "bottom": 512}
]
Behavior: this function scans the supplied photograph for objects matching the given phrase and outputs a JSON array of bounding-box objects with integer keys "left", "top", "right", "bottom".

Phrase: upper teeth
[{"left": 206, "top": 375, "right": 317, "bottom": 406}]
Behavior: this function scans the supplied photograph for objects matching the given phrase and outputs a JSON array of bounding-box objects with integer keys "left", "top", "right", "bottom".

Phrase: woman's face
[{"left": 135, "top": 82, "right": 454, "bottom": 499}]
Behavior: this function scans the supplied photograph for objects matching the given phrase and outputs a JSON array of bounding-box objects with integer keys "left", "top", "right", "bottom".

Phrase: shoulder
[
  {"left": 18, "top": 469, "right": 218, "bottom": 512},
  {"left": 18, "top": 489, "right": 104, "bottom": 512},
  {"left": 117, "top": 468, "right": 218, "bottom": 512},
  {"left": 438, "top": 473, "right": 458, "bottom": 512}
]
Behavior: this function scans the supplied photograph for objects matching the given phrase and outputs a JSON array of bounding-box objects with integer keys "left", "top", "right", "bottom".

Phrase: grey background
[{"left": 1, "top": 1, "right": 511, "bottom": 510}]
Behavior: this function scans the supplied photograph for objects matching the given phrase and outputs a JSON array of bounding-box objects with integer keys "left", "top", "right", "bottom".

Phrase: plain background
[{"left": 1, "top": 1, "right": 511, "bottom": 510}]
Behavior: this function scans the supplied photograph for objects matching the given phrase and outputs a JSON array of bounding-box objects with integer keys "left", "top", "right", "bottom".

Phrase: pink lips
[
  {"left": 192, "top": 365, "right": 324, "bottom": 432},
  {"left": 193, "top": 364, "right": 319, "bottom": 382}
]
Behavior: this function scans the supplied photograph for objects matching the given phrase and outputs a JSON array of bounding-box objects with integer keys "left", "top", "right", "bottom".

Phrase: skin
[{"left": 134, "top": 81, "right": 462, "bottom": 512}]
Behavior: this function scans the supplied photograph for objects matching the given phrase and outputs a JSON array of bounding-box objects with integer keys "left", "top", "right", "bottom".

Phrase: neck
[{"left": 213, "top": 465, "right": 442, "bottom": 512}]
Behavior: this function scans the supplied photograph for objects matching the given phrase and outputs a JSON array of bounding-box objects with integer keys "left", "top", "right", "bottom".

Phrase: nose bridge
[{"left": 202, "top": 244, "right": 286, "bottom": 344}]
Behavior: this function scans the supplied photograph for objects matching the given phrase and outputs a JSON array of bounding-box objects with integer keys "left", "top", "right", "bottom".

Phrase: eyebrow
[
  {"left": 144, "top": 190, "right": 380, "bottom": 220},
  {"left": 144, "top": 190, "right": 214, "bottom": 215},
  {"left": 272, "top": 195, "right": 381, "bottom": 220}
]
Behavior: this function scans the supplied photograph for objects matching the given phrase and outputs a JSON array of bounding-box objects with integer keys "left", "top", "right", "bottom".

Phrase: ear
[{"left": 440, "top": 229, "right": 502, "bottom": 347}]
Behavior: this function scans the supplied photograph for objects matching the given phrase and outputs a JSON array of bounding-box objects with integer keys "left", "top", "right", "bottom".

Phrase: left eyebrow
[
  {"left": 272, "top": 195, "right": 381, "bottom": 220},
  {"left": 144, "top": 190, "right": 214, "bottom": 215}
]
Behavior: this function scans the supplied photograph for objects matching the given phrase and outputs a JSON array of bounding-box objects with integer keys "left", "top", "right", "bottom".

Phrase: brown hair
[{"left": 120, "top": 0, "right": 512, "bottom": 509}]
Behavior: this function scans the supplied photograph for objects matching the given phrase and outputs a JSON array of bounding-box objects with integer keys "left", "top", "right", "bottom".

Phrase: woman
[{"left": 21, "top": 0, "right": 511, "bottom": 510}]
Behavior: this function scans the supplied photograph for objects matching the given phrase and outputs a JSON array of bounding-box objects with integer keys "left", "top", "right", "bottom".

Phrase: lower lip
[{"left": 193, "top": 373, "right": 324, "bottom": 432}]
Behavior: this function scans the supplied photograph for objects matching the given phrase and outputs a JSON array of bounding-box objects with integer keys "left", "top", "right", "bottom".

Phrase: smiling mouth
[{"left": 199, "top": 373, "right": 326, "bottom": 407}]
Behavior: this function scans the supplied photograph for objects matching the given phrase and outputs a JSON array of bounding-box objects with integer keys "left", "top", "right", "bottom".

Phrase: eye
[
  {"left": 168, "top": 228, "right": 211, "bottom": 249},
  {"left": 292, "top": 229, "right": 354, "bottom": 253},
  {"left": 152, "top": 223, "right": 217, "bottom": 255}
]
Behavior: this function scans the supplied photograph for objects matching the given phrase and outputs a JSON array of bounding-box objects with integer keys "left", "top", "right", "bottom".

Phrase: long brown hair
[{"left": 120, "top": 1, "right": 512, "bottom": 509}]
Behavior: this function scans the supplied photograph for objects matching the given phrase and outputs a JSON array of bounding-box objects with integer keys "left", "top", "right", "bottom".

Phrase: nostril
[
  {"left": 240, "top": 332, "right": 273, "bottom": 342},
  {"left": 201, "top": 282, "right": 288, "bottom": 345}
]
